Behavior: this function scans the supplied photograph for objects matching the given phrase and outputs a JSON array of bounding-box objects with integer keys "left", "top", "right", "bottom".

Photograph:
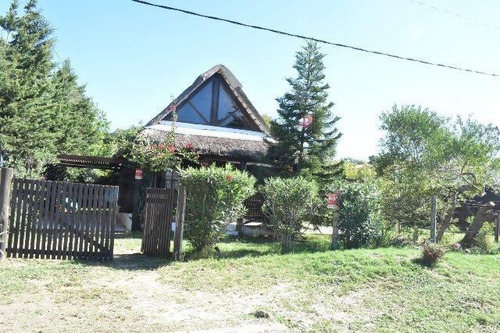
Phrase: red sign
[
  {"left": 327, "top": 192, "right": 340, "bottom": 209},
  {"left": 134, "top": 168, "right": 143, "bottom": 180}
]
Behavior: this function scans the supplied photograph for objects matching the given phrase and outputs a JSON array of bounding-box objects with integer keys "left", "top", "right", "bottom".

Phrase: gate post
[
  {"left": 0, "top": 168, "right": 14, "bottom": 258},
  {"left": 173, "top": 185, "right": 186, "bottom": 261}
]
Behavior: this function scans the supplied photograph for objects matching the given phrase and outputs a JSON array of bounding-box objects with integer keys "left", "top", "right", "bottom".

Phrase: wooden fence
[
  {"left": 7, "top": 179, "right": 118, "bottom": 260},
  {"left": 142, "top": 187, "right": 177, "bottom": 257}
]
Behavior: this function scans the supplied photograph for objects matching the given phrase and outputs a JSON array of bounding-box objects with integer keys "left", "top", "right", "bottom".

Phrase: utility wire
[
  {"left": 131, "top": 0, "right": 499, "bottom": 78},
  {"left": 408, "top": 0, "right": 500, "bottom": 31}
]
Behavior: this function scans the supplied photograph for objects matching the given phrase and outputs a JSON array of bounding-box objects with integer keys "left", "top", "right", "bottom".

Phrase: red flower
[
  {"left": 168, "top": 104, "right": 177, "bottom": 112},
  {"left": 158, "top": 143, "right": 165, "bottom": 150},
  {"left": 185, "top": 142, "right": 193, "bottom": 150},
  {"left": 226, "top": 174, "right": 233, "bottom": 182},
  {"left": 167, "top": 144, "right": 175, "bottom": 153}
]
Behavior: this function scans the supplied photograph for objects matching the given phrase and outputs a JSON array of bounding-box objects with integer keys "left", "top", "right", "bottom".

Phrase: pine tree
[
  {"left": 268, "top": 41, "right": 342, "bottom": 180},
  {"left": 0, "top": 0, "right": 108, "bottom": 178}
]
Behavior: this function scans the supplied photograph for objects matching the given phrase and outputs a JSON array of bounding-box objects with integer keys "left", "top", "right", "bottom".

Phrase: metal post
[
  {"left": 430, "top": 195, "right": 437, "bottom": 243},
  {"left": 173, "top": 185, "right": 186, "bottom": 261},
  {"left": 0, "top": 168, "right": 14, "bottom": 258}
]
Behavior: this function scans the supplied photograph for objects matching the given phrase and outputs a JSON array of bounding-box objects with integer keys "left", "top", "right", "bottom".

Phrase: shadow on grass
[
  {"left": 69, "top": 253, "right": 172, "bottom": 271},
  {"left": 182, "top": 234, "right": 334, "bottom": 260}
]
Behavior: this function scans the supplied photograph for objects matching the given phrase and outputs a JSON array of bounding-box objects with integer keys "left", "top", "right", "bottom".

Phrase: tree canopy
[
  {"left": 267, "top": 41, "right": 342, "bottom": 180},
  {"left": 373, "top": 105, "right": 500, "bottom": 241},
  {"left": 0, "top": 0, "right": 108, "bottom": 178}
]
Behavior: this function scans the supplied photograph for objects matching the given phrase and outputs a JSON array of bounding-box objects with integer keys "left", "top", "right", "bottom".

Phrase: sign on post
[
  {"left": 134, "top": 168, "right": 143, "bottom": 180},
  {"left": 327, "top": 192, "right": 340, "bottom": 210}
]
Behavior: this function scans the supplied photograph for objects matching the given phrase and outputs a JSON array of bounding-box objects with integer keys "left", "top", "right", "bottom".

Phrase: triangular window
[{"left": 164, "top": 74, "right": 257, "bottom": 131}]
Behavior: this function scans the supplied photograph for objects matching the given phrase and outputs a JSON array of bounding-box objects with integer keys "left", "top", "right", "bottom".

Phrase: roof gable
[{"left": 146, "top": 64, "right": 270, "bottom": 135}]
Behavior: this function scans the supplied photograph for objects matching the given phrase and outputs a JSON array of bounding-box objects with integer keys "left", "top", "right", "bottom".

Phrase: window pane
[
  {"left": 190, "top": 80, "right": 212, "bottom": 122},
  {"left": 220, "top": 110, "right": 247, "bottom": 129},
  {"left": 217, "top": 86, "right": 240, "bottom": 123},
  {"left": 176, "top": 103, "right": 206, "bottom": 124}
]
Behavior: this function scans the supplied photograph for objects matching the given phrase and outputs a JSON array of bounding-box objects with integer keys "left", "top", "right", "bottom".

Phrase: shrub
[
  {"left": 181, "top": 164, "right": 255, "bottom": 255},
  {"left": 419, "top": 242, "right": 445, "bottom": 267},
  {"left": 336, "top": 182, "right": 381, "bottom": 249},
  {"left": 261, "top": 177, "right": 318, "bottom": 252},
  {"left": 471, "top": 222, "right": 496, "bottom": 254}
]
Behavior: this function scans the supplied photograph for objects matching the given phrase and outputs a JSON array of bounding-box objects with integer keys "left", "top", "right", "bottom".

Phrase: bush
[
  {"left": 261, "top": 177, "right": 318, "bottom": 252},
  {"left": 419, "top": 242, "right": 445, "bottom": 267},
  {"left": 181, "top": 164, "right": 256, "bottom": 254},
  {"left": 336, "top": 182, "right": 381, "bottom": 249},
  {"left": 471, "top": 222, "right": 497, "bottom": 254}
]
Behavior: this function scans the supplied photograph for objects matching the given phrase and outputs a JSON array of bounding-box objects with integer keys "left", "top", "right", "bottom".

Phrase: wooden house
[{"left": 143, "top": 64, "right": 272, "bottom": 171}]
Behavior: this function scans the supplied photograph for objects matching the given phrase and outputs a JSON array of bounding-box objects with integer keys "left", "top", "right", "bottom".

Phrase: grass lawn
[{"left": 1, "top": 233, "right": 499, "bottom": 332}]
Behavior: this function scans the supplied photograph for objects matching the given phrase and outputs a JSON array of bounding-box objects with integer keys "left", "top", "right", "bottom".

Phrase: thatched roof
[
  {"left": 143, "top": 125, "right": 270, "bottom": 162},
  {"left": 146, "top": 64, "right": 270, "bottom": 136},
  {"left": 143, "top": 64, "right": 273, "bottom": 162}
]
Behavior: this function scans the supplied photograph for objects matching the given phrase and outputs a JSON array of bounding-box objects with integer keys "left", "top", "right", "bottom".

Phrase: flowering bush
[
  {"left": 181, "top": 164, "right": 256, "bottom": 254},
  {"left": 128, "top": 113, "right": 198, "bottom": 172}
]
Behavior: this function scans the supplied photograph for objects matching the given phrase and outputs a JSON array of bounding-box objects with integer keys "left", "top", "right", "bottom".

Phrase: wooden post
[
  {"left": 495, "top": 214, "right": 499, "bottom": 243},
  {"left": 331, "top": 209, "right": 339, "bottom": 250},
  {"left": 173, "top": 185, "right": 186, "bottom": 261},
  {"left": 0, "top": 168, "right": 14, "bottom": 258},
  {"left": 430, "top": 195, "right": 437, "bottom": 243}
]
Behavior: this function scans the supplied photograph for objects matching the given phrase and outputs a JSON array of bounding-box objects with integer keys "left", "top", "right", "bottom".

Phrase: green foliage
[
  {"left": 267, "top": 41, "right": 342, "bottom": 181},
  {"left": 336, "top": 181, "right": 381, "bottom": 249},
  {"left": 342, "top": 159, "right": 375, "bottom": 181},
  {"left": 0, "top": 0, "right": 109, "bottom": 178},
  {"left": 471, "top": 222, "right": 497, "bottom": 254},
  {"left": 261, "top": 176, "right": 318, "bottom": 252},
  {"left": 418, "top": 242, "right": 445, "bottom": 267},
  {"left": 128, "top": 123, "right": 198, "bottom": 172},
  {"left": 181, "top": 164, "right": 256, "bottom": 254},
  {"left": 373, "top": 105, "right": 500, "bottom": 241}
]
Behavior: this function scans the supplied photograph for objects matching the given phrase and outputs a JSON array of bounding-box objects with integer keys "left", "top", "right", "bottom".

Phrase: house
[{"left": 142, "top": 64, "right": 272, "bottom": 172}]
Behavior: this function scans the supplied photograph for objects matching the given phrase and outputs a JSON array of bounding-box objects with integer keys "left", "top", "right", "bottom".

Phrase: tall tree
[
  {"left": 268, "top": 41, "right": 341, "bottom": 180},
  {"left": 373, "top": 105, "right": 500, "bottom": 242},
  {"left": 0, "top": 0, "right": 108, "bottom": 178}
]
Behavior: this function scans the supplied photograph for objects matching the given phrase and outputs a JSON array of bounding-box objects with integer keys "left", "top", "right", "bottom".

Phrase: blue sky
[{"left": 2, "top": 0, "right": 499, "bottom": 160}]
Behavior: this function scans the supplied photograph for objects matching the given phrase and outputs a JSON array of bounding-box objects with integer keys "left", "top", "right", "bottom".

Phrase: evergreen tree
[
  {"left": 268, "top": 41, "right": 342, "bottom": 180},
  {"left": 0, "top": 0, "right": 108, "bottom": 178}
]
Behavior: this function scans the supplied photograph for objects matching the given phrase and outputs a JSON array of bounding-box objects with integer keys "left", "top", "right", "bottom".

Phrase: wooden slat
[
  {"left": 9, "top": 180, "right": 22, "bottom": 258},
  {"left": 29, "top": 180, "right": 41, "bottom": 258},
  {"left": 40, "top": 181, "right": 51, "bottom": 258},
  {"left": 108, "top": 187, "right": 118, "bottom": 260},
  {"left": 76, "top": 183, "right": 85, "bottom": 259},
  {"left": 94, "top": 185, "right": 104, "bottom": 259}
]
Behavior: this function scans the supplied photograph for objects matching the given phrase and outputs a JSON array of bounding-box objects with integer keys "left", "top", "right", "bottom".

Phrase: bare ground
[{"left": 0, "top": 247, "right": 381, "bottom": 333}]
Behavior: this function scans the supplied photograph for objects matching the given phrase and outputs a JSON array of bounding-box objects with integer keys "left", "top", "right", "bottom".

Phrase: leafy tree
[
  {"left": 374, "top": 105, "right": 500, "bottom": 242},
  {"left": 268, "top": 41, "right": 342, "bottom": 181},
  {"left": 0, "top": 0, "right": 108, "bottom": 178}
]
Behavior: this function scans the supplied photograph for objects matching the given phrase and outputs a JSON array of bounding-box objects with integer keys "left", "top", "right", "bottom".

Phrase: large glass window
[{"left": 163, "top": 74, "right": 255, "bottom": 130}]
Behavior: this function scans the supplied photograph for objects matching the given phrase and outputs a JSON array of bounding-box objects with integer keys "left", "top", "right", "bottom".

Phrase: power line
[
  {"left": 408, "top": 0, "right": 500, "bottom": 31},
  {"left": 131, "top": 0, "right": 500, "bottom": 78}
]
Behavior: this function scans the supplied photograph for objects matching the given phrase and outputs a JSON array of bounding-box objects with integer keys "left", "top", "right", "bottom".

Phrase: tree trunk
[
  {"left": 459, "top": 202, "right": 496, "bottom": 247},
  {"left": 436, "top": 192, "right": 458, "bottom": 243}
]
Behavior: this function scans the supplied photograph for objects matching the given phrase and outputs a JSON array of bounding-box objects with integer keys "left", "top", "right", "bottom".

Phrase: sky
[{"left": 1, "top": 0, "right": 499, "bottom": 161}]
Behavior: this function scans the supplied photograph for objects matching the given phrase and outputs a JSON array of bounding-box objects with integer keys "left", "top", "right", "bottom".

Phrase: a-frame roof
[{"left": 146, "top": 64, "right": 270, "bottom": 136}]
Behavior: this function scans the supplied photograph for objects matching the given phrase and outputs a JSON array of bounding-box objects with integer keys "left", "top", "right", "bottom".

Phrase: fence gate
[
  {"left": 142, "top": 188, "right": 176, "bottom": 257},
  {"left": 7, "top": 179, "right": 118, "bottom": 260}
]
